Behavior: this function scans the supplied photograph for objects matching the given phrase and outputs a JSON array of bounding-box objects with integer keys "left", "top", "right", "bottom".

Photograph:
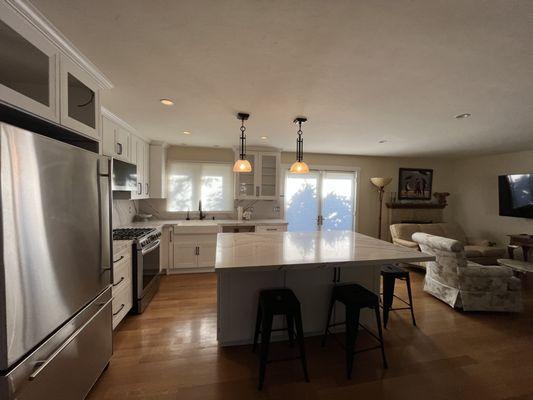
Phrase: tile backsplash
[
  {"left": 138, "top": 198, "right": 282, "bottom": 220},
  {"left": 112, "top": 199, "right": 138, "bottom": 228}
]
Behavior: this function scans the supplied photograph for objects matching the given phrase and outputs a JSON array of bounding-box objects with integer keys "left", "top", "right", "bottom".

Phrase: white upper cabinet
[
  {"left": 102, "top": 113, "right": 130, "bottom": 161},
  {"left": 0, "top": 1, "right": 112, "bottom": 140},
  {"left": 149, "top": 143, "right": 167, "bottom": 199},
  {"left": 0, "top": 2, "right": 59, "bottom": 122},
  {"left": 235, "top": 150, "right": 280, "bottom": 200},
  {"left": 59, "top": 55, "right": 100, "bottom": 140},
  {"left": 130, "top": 134, "right": 150, "bottom": 199}
]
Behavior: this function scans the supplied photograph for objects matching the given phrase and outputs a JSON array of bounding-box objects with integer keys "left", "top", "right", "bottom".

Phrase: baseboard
[{"left": 164, "top": 267, "right": 215, "bottom": 275}]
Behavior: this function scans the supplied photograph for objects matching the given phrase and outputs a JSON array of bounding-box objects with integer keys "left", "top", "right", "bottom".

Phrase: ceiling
[{"left": 32, "top": 0, "right": 533, "bottom": 157}]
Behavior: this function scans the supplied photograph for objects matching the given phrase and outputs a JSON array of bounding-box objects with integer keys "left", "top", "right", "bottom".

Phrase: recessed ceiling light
[
  {"left": 260, "top": 136, "right": 268, "bottom": 140},
  {"left": 455, "top": 113, "right": 471, "bottom": 119},
  {"left": 378, "top": 140, "right": 387, "bottom": 144},
  {"left": 160, "top": 99, "right": 174, "bottom": 106},
  {"left": 182, "top": 131, "right": 191, "bottom": 135}
]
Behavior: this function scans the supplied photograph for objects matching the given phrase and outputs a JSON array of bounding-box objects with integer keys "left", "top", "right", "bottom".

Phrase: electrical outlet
[{"left": 273, "top": 206, "right": 280, "bottom": 212}]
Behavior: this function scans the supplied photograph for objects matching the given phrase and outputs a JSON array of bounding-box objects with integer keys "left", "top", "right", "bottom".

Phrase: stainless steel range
[{"left": 113, "top": 228, "right": 162, "bottom": 313}]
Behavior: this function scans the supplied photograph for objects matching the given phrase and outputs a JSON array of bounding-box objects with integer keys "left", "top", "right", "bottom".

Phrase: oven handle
[{"left": 141, "top": 239, "right": 161, "bottom": 255}]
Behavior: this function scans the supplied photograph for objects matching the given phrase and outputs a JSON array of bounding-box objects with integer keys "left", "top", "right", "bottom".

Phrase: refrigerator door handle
[
  {"left": 97, "top": 158, "right": 113, "bottom": 275},
  {"left": 28, "top": 297, "right": 113, "bottom": 381}
]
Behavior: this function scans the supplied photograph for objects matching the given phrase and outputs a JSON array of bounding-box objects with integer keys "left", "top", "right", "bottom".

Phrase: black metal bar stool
[
  {"left": 252, "top": 288, "right": 309, "bottom": 390},
  {"left": 322, "top": 283, "right": 387, "bottom": 379},
  {"left": 381, "top": 264, "right": 416, "bottom": 328}
]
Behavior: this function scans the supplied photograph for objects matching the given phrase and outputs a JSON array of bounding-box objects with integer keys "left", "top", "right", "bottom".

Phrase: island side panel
[
  {"left": 217, "top": 264, "right": 380, "bottom": 346},
  {"left": 217, "top": 269, "right": 285, "bottom": 346}
]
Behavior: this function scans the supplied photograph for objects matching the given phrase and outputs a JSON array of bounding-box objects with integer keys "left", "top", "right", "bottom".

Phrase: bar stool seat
[
  {"left": 381, "top": 264, "right": 416, "bottom": 328},
  {"left": 253, "top": 288, "right": 309, "bottom": 390},
  {"left": 322, "top": 283, "right": 387, "bottom": 379}
]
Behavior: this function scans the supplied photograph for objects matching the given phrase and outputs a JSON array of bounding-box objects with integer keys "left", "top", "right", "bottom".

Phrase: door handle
[
  {"left": 146, "top": 183, "right": 149, "bottom": 196},
  {"left": 113, "top": 304, "right": 125, "bottom": 317},
  {"left": 112, "top": 277, "right": 125, "bottom": 287},
  {"left": 138, "top": 183, "right": 142, "bottom": 195},
  {"left": 256, "top": 186, "right": 260, "bottom": 196},
  {"left": 113, "top": 255, "right": 124, "bottom": 264},
  {"left": 116, "top": 142, "right": 123, "bottom": 155},
  {"left": 29, "top": 297, "right": 113, "bottom": 381}
]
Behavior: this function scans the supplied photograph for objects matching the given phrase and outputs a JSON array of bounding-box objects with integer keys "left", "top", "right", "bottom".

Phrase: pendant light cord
[
  {"left": 297, "top": 120, "right": 303, "bottom": 162},
  {"left": 240, "top": 118, "right": 246, "bottom": 160}
]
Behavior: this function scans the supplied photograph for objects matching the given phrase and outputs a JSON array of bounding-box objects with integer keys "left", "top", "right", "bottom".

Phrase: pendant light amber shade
[
  {"left": 289, "top": 161, "right": 309, "bottom": 174},
  {"left": 233, "top": 158, "right": 252, "bottom": 173}
]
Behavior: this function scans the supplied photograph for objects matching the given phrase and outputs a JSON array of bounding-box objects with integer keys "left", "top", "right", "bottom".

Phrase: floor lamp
[{"left": 370, "top": 177, "right": 392, "bottom": 240}]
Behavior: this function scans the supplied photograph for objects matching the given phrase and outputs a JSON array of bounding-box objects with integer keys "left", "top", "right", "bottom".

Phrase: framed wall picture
[{"left": 398, "top": 168, "right": 433, "bottom": 200}]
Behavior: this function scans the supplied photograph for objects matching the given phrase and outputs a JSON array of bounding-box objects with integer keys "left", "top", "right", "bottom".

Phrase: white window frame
[
  {"left": 281, "top": 164, "right": 360, "bottom": 232},
  {"left": 166, "top": 160, "right": 235, "bottom": 214}
]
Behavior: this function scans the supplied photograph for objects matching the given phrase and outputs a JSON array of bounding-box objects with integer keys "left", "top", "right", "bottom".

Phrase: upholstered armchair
[
  {"left": 412, "top": 232, "right": 522, "bottom": 312},
  {"left": 390, "top": 222, "right": 506, "bottom": 265}
]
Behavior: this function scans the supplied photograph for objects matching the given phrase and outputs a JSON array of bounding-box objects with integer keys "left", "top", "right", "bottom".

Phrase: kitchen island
[{"left": 215, "top": 230, "right": 434, "bottom": 346}]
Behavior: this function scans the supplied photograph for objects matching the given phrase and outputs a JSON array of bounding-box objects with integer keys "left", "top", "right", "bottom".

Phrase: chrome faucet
[{"left": 198, "top": 200, "right": 207, "bottom": 220}]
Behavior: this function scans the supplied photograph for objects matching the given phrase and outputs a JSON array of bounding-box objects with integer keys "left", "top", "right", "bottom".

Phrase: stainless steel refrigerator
[{"left": 0, "top": 122, "right": 113, "bottom": 399}]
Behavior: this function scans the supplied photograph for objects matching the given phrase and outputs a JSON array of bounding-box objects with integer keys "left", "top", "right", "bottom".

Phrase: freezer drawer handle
[
  {"left": 113, "top": 304, "right": 125, "bottom": 316},
  {"left": 28, "top": 297, "right": 113, "bottom": 381},
  {"left": 112, "top": 277, "right": 125, "bottom": 287}
]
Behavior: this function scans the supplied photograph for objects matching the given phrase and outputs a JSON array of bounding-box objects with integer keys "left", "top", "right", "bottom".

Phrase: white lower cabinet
[
  {"left": 172, "top": 233, "right": 218, "bottom": 270},
  {"left": 111, "top": 246, "right": 133, "bottom": 329}
]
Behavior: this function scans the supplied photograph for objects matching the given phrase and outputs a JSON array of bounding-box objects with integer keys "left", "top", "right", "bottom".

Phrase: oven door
[{"left": 135, "top": 239, "right": 161, "bottom": 312}]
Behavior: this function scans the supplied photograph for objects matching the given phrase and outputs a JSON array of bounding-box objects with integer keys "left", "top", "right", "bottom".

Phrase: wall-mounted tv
[{"left": 498, "top": 174, "right": 533, "bottom": 219}]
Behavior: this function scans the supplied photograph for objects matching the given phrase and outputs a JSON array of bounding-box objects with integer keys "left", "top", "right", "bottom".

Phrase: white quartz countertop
[
  {"left": 215, "top": 230, "right": 434, "bottom": 271},
  {"left": 118, "top": 219, "right": 288, "bottom": 230}
]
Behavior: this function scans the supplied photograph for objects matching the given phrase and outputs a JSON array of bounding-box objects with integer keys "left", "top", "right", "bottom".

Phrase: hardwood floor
[{"left": 88, "top": 270, "right": 533, "bottom": 400}]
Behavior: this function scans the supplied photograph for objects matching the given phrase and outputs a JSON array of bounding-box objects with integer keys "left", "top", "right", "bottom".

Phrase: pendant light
[
  {"left": 233, "top": 112, "right": 252, "bottom": 173},
  {"left": 289, "top": 117, "right": 310, "bottom": 174}
]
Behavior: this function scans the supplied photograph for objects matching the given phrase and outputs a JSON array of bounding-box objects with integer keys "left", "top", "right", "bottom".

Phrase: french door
[{"left": 284, "top": 169, "right": 357, "bottom": 232}]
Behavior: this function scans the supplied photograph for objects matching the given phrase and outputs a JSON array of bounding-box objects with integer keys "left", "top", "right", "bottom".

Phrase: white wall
[{"left": 447, "top": 150, "right": 533, "bottom": 252}]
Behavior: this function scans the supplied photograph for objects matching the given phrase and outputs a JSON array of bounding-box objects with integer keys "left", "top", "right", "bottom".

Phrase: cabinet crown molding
[{"left": 5, "top": 0, "right": 113, "bottom": 89}]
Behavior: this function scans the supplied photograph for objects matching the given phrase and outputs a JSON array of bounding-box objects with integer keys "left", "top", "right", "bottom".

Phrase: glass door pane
[
  {"left": 284, "top": 172, "right": 320, "bottom": 232},
  {"left": 0, "top": 20, "right": 50, "bottom": 106},
  {"left": 237, "top": 154, "right": 256, "bottom": 197},
  {"left": 260, "top": 154, "right": 277, "bottom": 197},
  {"left": 321, "top": 172, "right": 355, "bottom": 231},
  {"left": 67, "top": 73, "right": 96, "bottom": 128}
]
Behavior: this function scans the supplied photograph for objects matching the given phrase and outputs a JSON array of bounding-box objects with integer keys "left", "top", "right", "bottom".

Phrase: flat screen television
[{"left": 498, "top": 174, "right": 533, "bottom": 219}]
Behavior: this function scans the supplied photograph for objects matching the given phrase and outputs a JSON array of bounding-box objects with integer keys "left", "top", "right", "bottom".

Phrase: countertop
[
  {"left": 215, "top": 230, "right": 434, "bottom": 271},
  {"left": 116, "top": 219, "right": 288, "bottom": 230}
]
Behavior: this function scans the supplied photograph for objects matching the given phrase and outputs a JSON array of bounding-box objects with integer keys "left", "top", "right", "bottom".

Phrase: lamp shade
[
  {"left": 289, "top": 161, "right": 310, "bottom": 174},
  {"left": 370, "top": 177, "right": 392, "bottom": 188},
  {"left": 233, "top": 159, "right": 252, "bottom": 173}
]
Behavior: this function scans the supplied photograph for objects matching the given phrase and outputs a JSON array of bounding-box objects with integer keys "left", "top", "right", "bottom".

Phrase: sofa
[
  {"left": 390, "top": 222, "right": 505, "bottom": 265},
  {"left": 412, "top": 232, "right": 522, "bottom": 312}
]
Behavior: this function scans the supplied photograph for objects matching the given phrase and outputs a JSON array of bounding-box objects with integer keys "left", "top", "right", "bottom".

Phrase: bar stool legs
[
  {"left": 381, "top": 264, "right": 416, "bottom": 328},
  {"left": 253, "top": 289, "right": 309, "bottom": 390},
  {"left": 322, "top": 284, "right": 388, "bottom": 380}
]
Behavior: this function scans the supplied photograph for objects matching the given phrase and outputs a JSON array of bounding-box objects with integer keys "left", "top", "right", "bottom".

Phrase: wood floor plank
[{"left": 87, "top": 270, "right": 533, "bottom": 400}]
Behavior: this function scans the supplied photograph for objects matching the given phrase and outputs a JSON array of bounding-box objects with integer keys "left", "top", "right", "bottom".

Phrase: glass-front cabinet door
[
  {"left": 235, "top": 153, "right": 257, "bottom": 198},
  {"left": 60, "top": 55, "right": 100, "bottom": 140},
  {"left": 0, "top": 3, "right": 59, "bottom": 122},
  {"left": 259, "top": 153, "right": 279, "bottom": 199}
]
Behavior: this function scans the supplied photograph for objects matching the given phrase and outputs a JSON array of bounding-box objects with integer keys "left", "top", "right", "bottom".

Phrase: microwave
[{"left": 112, "top": 159, "right": 137, "bottom": 191}]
